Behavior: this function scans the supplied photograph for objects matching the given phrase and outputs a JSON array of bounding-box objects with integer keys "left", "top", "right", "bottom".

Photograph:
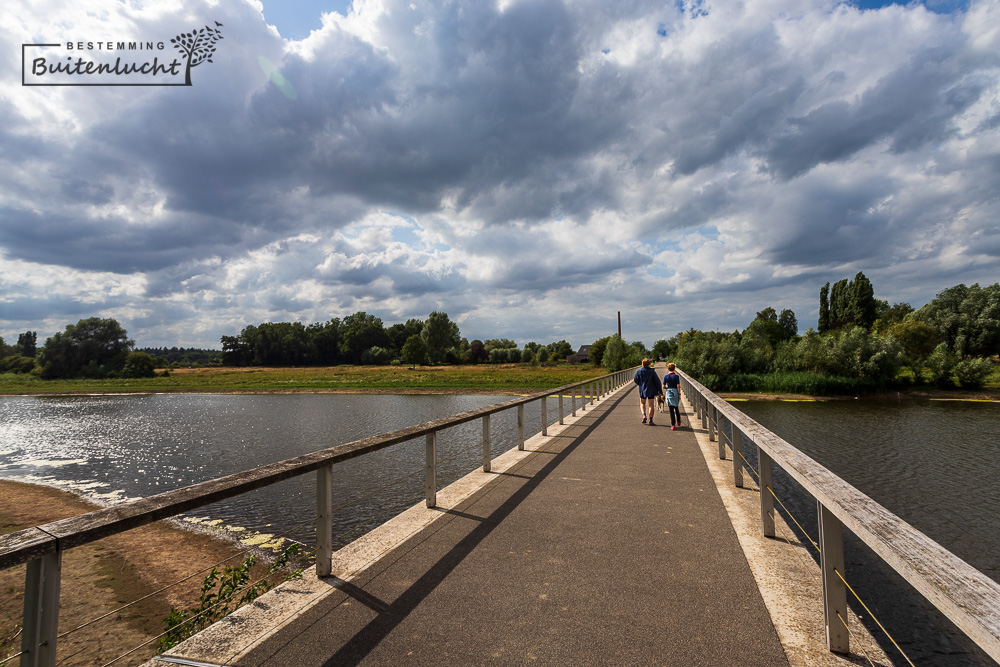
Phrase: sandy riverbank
[{"left": 0, "top": 480, "right": 247, "bottom": 666}]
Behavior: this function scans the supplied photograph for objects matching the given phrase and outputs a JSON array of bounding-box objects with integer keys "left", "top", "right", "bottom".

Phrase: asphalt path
[{"left": 235, "top": 380, "right": 790, "bottom": 666}]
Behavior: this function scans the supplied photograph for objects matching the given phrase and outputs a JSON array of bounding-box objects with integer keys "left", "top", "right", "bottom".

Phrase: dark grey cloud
[{"left": 2, "top": 0, "right": 999, "bottom": 348}]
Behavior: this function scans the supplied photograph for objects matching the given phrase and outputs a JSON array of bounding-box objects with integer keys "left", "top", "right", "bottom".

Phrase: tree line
[
  {"left": 219, "top": 311, "right": 578, "bottom": 368},
  {"left": 2, "top": 275, "right": 996, "bottom": 391},
  {"left": 655, "top": 274, "right": 999, "bottom": 394},
  {"left": 0, "top": 311, "right": 583, "bottom": 379}
]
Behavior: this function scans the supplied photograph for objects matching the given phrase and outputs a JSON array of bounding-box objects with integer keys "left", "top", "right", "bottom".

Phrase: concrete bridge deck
[{"left": 150, "top": 379, "right": 887, "bottom": 666}]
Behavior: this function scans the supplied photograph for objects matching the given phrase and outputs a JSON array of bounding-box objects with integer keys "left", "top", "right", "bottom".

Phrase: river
[
  {"left": 735, "top": 397, "right": 999, "bottom": 667},
  {"left": 1, "top": 393, "right": 997, "bottom": 664}
]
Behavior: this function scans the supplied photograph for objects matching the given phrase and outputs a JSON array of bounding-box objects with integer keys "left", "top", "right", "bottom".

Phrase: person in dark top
[
  {"left": 633, "top": 358, "right": 662, "bottom": 425},
  {"left": 662, "top": 362, "right": 683, "bottom": 429}
]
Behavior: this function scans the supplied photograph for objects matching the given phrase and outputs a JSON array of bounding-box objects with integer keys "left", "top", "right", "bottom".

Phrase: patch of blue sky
[
  {"left": 849, "top": 0, "right": 969, "bottom": 13},
  {"left": 260, "top": 0, "right": 353, "bottom": 41},
  {"left": 647, "top": 266, "right": 676, "bottom": 279}
]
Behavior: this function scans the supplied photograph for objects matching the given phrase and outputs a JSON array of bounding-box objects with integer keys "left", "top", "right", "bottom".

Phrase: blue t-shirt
[
  {"left": 633, "top": 367, "right": 661, "bottom": 399},
  {"left": 663, "top": 372, "right": 680, "bottom": 390}
]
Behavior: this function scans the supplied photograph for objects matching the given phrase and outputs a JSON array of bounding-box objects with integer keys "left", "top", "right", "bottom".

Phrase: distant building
[{"left": 566, "top": 344, "right": 591, "bottom": 364}]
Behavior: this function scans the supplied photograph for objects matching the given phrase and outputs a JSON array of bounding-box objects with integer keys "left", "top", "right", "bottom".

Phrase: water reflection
[{"left": 0, "top": 394, "right": 554, "bottom": 550}]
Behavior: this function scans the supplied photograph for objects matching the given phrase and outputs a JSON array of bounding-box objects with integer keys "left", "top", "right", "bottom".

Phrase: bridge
[{"left": 3, "top": 368, "right": 999, "bottom": 665}]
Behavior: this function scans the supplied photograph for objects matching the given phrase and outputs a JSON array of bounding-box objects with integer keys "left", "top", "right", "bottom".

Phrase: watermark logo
[{"left": 22, "top": 23, "right": 223, "bottom": 86}]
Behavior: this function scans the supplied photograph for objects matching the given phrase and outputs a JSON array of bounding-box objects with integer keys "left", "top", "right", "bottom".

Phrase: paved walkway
[{"left": 157, "top": 381, "right": 790, "bottom": 666}]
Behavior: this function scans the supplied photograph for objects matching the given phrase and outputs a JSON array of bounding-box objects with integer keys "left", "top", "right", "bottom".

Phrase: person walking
[
  {"left": 662, "top": 362, "right": 683, "bottom": 430},
  {"left": 633, "top": 358, "right": 662, "bottom": 425}
]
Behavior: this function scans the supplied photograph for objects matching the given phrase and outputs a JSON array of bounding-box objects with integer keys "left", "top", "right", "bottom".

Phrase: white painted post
[
  {"left": 21, "top": 552, "right": 61, "bottom": 667},
  {"left": 482, "top": 414, "right": 491, "bottom": 472},
  {"left": 517, "top": 404, "right": 525, "bottom": 451},
  {"left": 541, "top": 396, "right": 548, "bottom": 435},
  {"left": 818, "top": 502, "right": 849, "bottom": 654},
  {"left": 758, "top": 447, "right": 775, "bottom": 538},
  {"left": 426, "top": 432, "right": 437, "bottom": 508},
  {"left": 316, "top": 465, "right": 334, "bottom": 577}
]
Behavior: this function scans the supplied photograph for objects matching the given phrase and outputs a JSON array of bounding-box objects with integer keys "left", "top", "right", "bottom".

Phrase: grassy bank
[{"left": 0, "top": 363, "right": 608, "bottom": 396}]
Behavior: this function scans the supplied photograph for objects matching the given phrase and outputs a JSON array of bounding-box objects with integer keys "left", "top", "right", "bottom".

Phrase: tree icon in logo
[{"left": 170, "top": 23, "right": 223, "bottom": 86}]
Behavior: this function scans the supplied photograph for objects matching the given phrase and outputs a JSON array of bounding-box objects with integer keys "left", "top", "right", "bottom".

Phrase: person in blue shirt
[
  {"left": 662, "top": 362, "right": 683, "bottom": 429},
  {"left": 633, "top": 358, "right": 662, "bottom": 425}
]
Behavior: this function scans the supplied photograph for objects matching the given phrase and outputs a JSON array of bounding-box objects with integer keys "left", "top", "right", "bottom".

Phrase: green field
[{"left": 0, "top": 364, "right": 612, "bottom": 396}]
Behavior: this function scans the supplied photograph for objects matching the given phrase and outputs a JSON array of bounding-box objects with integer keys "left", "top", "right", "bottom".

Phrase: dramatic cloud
[{"left": 1, "top": 0, "right": 998, "bottom": 349}]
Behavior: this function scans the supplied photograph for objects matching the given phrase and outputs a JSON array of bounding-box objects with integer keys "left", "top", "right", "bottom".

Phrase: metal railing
[
  {"left": 0, "top": 368, "right": 634, "bottom": 667},
  {"left": 677, "top": 370, "right": 1000, "bottom": 663}
]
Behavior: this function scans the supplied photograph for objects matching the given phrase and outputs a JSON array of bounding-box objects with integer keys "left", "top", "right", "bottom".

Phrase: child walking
[{"left": 662, "top": 363, "right": 683, "bottom": 430}]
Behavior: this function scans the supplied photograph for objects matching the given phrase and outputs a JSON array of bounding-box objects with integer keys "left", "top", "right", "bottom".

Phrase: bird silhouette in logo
[{"left": 215, "top": 21, "right": 223, "bottom": 27}]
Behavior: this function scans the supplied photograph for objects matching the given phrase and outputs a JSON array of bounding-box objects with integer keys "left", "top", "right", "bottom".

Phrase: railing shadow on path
[{"left": 258, "top": 389, "right": 633, "bottom": 666}]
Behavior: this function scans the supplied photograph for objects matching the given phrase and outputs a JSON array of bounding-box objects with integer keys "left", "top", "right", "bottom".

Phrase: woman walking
[
  {"left": 633, "top": 358, "right": 662, "bottom": 425},
  {"left": 663, "top": 363, "right": 682, "bottom": 429}
]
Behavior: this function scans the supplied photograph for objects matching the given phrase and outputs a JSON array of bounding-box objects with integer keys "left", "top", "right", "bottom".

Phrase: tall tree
[
  {"left": 340, "top": 312, "right": 391, "bottom": 364},
  {"left": 850, "top": 272, "right": 878, "bottom": 330},
  {"left": 17, "top": 331, "right": 37, "bottom": 357},
  {"left": 421, "top": 311, "right": 460, "bottom": 364},
  {"left": 40, "top": 317, "right": 133, "bottom": 378},
  {"left": 778, "top": 309, "right": 798, "bottom": 340},
  {"left": 818, "top": 283, "right": 830, "bottom": 332}
]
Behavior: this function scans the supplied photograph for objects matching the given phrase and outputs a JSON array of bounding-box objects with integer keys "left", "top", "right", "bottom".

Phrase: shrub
[{"left": 954, "top": 358, "right": 993, "bottom": 389}]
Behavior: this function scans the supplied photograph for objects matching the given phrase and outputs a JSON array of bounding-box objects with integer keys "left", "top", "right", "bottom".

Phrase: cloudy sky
[{"left": 2, "top": 0, "right": 998, "bottom": 351}]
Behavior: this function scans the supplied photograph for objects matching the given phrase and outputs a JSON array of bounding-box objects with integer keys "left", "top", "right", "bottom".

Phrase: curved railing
[
  {"left": 677, "top": 369, "right": 1000, "bottom": 663},
  {"left": 0, "top": 368, "right": 635, "bottom": 667}
]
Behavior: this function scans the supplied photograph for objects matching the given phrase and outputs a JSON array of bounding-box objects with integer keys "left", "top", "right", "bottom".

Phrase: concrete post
[
  {"left": 571, "top": 388, "right": 577, "bottom": 417},
  {"left": 541, "top": 396, "right": 548, "bottom": 436},
  {"left": 21, "top": 552, "right": 61, "bottom": 667},
  {"left": 733, "top": 427, "right": 744, "bottom": 489},
  {"left": 708, "top": 404, "right": 716, "bottom": 442},
  {"left": 517, "top": 404, "right": 525, "bottom": 451},
  {"left": 559, "top": 394, "right": 564, "bottom": 425},
  {"left": 316, "top": 465, "right": 333, "bottom": 577},
  {"left": 759, "top": 447, "right": 775, "bottom": 538},
  {"left": 482, "top": 414, "right": 491, "bottom": 472},
  {"left": 818, "top": 502, "right": 849, "bottom": 654},
  {"left": 718, "top": 415, "right": 727, "bottom": 460},
  {"left": 425, "top": 432, "right": 437, "bottom": 508}
]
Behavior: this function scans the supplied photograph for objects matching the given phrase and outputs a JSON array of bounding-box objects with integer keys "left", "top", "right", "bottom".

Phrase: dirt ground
[{"left": 0, "top": 480, "right": 248, "bottom": 666}]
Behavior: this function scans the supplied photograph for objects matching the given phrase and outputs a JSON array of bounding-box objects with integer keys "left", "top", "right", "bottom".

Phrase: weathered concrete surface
[
  {"left": 147, "top": 379, "right": 882, "bottom": 666},
  {"left": 682, "top": 395, "right": 892, "bottom": 667}
]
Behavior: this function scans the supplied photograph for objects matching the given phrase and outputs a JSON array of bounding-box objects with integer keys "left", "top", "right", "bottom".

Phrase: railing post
[
  {"left": 733, "top": 428, "right": 744, "bottom": 488},
  {"left": 482, "top": 414, "right": 491, "bottom": 472},
  {"left": 559, "top": 394, "right": 564, "bottom": 425},
  {"left": 316, "top": 465, "right": 333, "bottom": 577},
  {"left": 718, "top": 414, "right": 727, "bottom": 460},
  {"left": 758, "top": 447, "right": 775, "bottom": 538},
  {"left": 818, "top": 502, "right": 849, "bottom": 654},
  {"left": 517, "top": 404, "right": 525, "bottom": 451},
  {"left": 579, "top": 386, "right": 585, "bottom": 412},
  {"left": 571, "top": 388, "right": 577, "bottom": 417},
  {"left": 708, "top": 404, "right": 716, "bottom": 442},
  {"left": 425, "top": 432, "right": 437, "bottom": 508},
  {"left": 541, "top": 396, "right": 548, "bottom": 436},
  {"left": 590, "top": 382, "right": 595, "bottom": 405},
  {"left": 701, "top": 396, "right": 708, "bottom": 429},
  {"left": 21, "top": 552, "right": 61, "bottom": 667}
]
